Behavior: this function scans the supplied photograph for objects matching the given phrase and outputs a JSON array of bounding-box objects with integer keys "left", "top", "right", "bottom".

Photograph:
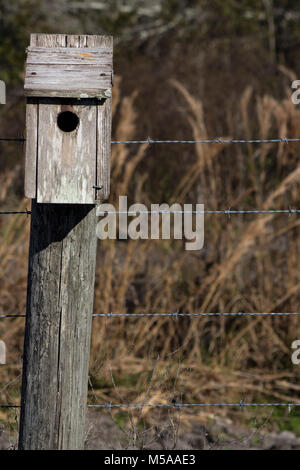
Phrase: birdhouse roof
[{"left": 24, "top": 35, "right": 113, "bottom": 99}]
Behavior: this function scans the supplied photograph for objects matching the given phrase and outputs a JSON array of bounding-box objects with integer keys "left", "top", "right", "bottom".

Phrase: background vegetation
[{"left": 1, "top": 0, "right": 300, "bottom": 446}]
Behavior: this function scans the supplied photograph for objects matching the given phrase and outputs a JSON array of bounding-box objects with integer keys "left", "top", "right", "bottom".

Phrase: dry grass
[{"left": 1, "top": 74, "right": 300, "bottom": 437}]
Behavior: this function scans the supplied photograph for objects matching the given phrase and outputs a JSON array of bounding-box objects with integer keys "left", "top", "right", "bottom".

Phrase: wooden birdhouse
[{"left": 24, "top": 34, "right": 113, "bottom": 204}]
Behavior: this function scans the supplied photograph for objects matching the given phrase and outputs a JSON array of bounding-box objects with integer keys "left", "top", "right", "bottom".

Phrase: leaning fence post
[{"left": 18, "top": 34, "right": 113, "bottom": 450}]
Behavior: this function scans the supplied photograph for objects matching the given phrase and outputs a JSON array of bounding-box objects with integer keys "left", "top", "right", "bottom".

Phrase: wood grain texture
[
  {"left": 19, "top": 35, "right": 107, "bottom": 450},
  {"left": 24, "top": 98, "right": 38, "bottom": 198},
  {"left": 24, "top": 34, "right": 113, "bottom": 204},
  {"left": 29, "top": 33, "right": 112, "bottom": 48},
  {"left": 37, "top": 98, "right": 96, "bottom": 204},
  {"left": 31, "top": 33, "right": 67, "bottom": 47},
  {"left": 25, "top": 35, "right": 113, "bottom": 98},
  {"left": 96, "top": 97, "right": 112, "bottom": 200},
  {"left": 19, "top": 202, "right": 97, "bottom": 450},
  {"left": 25, "top": 88, "right": 111, "bottom": 99}
]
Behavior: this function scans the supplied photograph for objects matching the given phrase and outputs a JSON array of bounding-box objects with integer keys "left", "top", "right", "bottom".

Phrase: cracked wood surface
[
  {"left": 20, "top": 34, "right": 105, "bottom": 449},
  {"left": 19, "top": 202, "right": 97, "bottom": 450}
]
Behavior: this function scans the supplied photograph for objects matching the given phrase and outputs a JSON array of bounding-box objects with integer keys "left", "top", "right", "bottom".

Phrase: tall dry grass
[
  {"left": 90, "top": 75, "right": 300, "bottom": 425},
  {"left": 1, "top": 74, "right": 300, "bottom": 434}
]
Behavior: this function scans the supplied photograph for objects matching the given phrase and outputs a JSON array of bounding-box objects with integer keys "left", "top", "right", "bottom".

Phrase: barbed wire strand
[
  {"left": 111, "top": 138, "right": 300, "bottom": 144},
  {"left": 2, "top": 312, "right": 300, "bottom": 319},
  {"left": 0, "top": 138, "right": 25, "bottom": 142},
  {"left": 0, "top": 210, "right": 31, "bottom": 215},
  {"left": 2, "top": 208, "right": 300, "bottom": 216},
  {"left": 1, "top": 402, "right": 300, "bottom": 409},
  {"left": 87, "top": 403, "right": 300, "bottom": 409},
  {"left": 92, "top": 312, "right": 300, "bottom": 317},
  {"left": 2, "top": 137, "right": 300, "bottom": 144},
  {"left": 0, "top": 405, "right": 20, "bottom": 408},
  {"left": 0, "top": 314, "right": 26, "bottom": 318},
  {"left": 2, "top": 135, "right": 300, "bottom": 417},
  {"left": 100, "top": 209, "right": 300, "bottom": 215}
]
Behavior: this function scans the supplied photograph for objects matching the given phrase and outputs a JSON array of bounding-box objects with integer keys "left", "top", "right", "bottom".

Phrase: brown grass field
[{"left": 1, "top": 72, "right": 300, "bottom": 447}]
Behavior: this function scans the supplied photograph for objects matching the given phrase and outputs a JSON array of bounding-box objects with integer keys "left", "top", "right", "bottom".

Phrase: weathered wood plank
[
  {"left": 87, "top": 35, "right": 113, "bottom": 48},
  {"left": 32, "top": 33, "right": 67, "bottom": 47},
  {"left": 37, "top": 98, "right": 97, "bottom": 204},
  {"left": 27, "top": 63, "right": 112, "bottom": 72},
  {"left": 25, "top": 64, "right": 111, "bottom": 89},
  {"left": 96, "top": 97, "right": 112, "bottom": 200},
  {"left": 94, "top": 37, "right": 113, "bottom": 201},
  {"left": 27, "top": 52, "right": 112, "bottom": 65},
  {"left": 19, "top": 202, "right": 97, "bottom": 450},
  {"left": 26, "top": 50, "right": 112, "bottom": 68},
  {"left": 27, "top": 46, "right": 112, "bottom": 54},
  {"left": 24, "top": 98, "right": 38, "bottom": 199},
  {"left": 29, "top": 33, "right": 38, "bottom": 46},
  {"left": 30, "top": 34, "right": 113, "bottom": 49},
  {"left": 24, "top": 88, "right": 111, "bottom": 99},
  {"left": 25, "top": 76, "right": 111, "bottom": 87},
  {"left": 25, "top": 43, "right": 113, "bottom": 98}
]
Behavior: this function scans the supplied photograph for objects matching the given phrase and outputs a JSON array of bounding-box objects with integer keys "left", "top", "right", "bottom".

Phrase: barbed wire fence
[{"left": 1, "top": 135, "right": 300, "bottom": 412}]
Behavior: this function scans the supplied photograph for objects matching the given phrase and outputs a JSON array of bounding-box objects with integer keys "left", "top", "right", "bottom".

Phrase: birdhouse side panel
[
  {"left": 96, "top": 97, "right": 112, "bottom": 201},
  {"left": 37, "top": 99, "right": 97, "bottom": 204},
  {"left": 25, "top": 98, "right": 38, "bottom": 199}
]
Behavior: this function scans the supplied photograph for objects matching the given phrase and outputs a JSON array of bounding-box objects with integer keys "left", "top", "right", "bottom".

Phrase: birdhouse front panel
[
  {"left": 37, "top": 98, "right": 97, "bottom": 204},
  {"left": 24, "top": 34, "right": 113, "bottom": 204}
]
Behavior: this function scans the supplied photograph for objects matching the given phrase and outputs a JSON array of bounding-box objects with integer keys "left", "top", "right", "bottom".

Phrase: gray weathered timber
[
  {"left": 29, "top": 33, "right": 113, "bottom": 49},
  {"left": 19, "top": 202, "right": 97, "bottom": 450},
  {"left": 97, "top": 97, "right": 112, "bottom": 200},
  {"left": 24, "top": 88, "right": 111, "bottom": 99},
  {"left": 30, "top": 33, "right": 67, "bottom": 47},
  {"left": 20, "top": 34, "right": 110, "bottom": 450},
  {"left": 24, "top": 98, "right": 38, "bottom": 199},
  {"left": 24, "top": 33, "right": 112, "bottom": 204},
  {"left": 37, "top": 98, "right": 97, "bottom": 204},
  {"left": 25, "top": 41, "right": 113, "bottom": 98}
]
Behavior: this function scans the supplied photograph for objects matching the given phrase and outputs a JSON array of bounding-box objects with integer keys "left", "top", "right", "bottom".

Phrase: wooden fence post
[{"left": 18, "top": 34, "right": 113, "bottom": 450}]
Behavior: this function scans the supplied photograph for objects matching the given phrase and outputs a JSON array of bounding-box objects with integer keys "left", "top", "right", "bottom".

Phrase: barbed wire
[
  {"left": 2, "top": 208, "right": 300, "bottom": 217},
  {"left": 0, "top": 314, "right": 25, "bottom": 318},
  {"left": 101, "top": 209, "right": 300, "bottom": 215},
  {"left": 1, "top": 402, "right": 300, "bottom": 409},
  {"left": 0, "top": 405, "right": 20, "bottom": 408},
  {"left": 92, "top": 312, "right": 300, "bottom": 317},
  {"left": 87, "top": 402, "right": 300, "bottom": 409},
  {"left": 2, "top": 312, "right": 300, "bottom": 319},
  {"left": 1, "top": 136, "right": 299, "bottom": 415},
  {"left": 2, "top": 137, "right": 300, "bottom": 144},
  {"left": 111, "top": 137, "right": 300, "bottom": 144},
  {"left": 0, "top": 210, "right": 31, "bottom": 215},
  {"left": 0, "top": 138, "right": 25, "bottom": 142}
]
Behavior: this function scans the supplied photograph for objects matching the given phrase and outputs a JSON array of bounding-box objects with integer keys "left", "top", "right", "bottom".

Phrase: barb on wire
[{"left": 92, "top": 312, "right": 300, "bottom": 318}]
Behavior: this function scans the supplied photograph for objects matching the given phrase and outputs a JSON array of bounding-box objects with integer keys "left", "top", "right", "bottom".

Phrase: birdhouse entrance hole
[{"left": 57, "top": 111, "right": 79, "bottom": 133}]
